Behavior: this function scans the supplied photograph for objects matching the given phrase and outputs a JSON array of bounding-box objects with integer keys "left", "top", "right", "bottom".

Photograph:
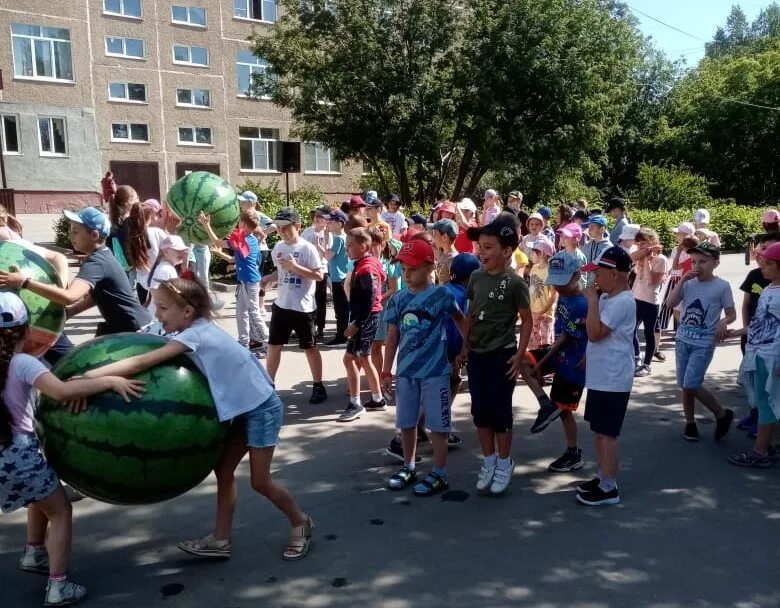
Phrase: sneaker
[
  {"left": 447, "top": 433, "right": 462, "bottom": 450},
  {"left": 337, "top": 402, "right": 365, "bottom": 422},
  {"left": 737, "top": 409, "right": 758, "bottom": 430},
  {"left": 177, "top": 534, "right": 231, "bottom": 558},
  {"left": 653, "top": 350, "right": 666, "bottom": 362},
  {"left": 18, "top": 546, "right": 49, "bottom": 575},
  {"left": 489, "top": 459, "right": 515, "bottom": 495},
  {"left": 683, "top": 422, "right": 700, "bottom": 442},
  {"left": 44, "top": 579, "right": 87, "bottom": 606},
  {"left": 634, "top": 364, "right": 651, "bottom": 377},
  {"left": 714, "top": 409, "right": 734, "bottom": 441},
  {"left": 309, "top": 384, "right": 328, "bottom": 404},
  {"left": 548, "top": 449, "right": 584, "bottom": 473},
  {"left": 363, "top": 398, "right": 387, "bottom": 411},
  {"left": 476, "top": 460, "right": 496, "bottom": 492},
  {"left": 728, "top": 450, "right": 773, "bottom": 468},
  {"left": 576, "top": 477, "right": 601, "bottom": 494},
  {"left": 576, "top": 486, "right": 620, "bottom": 506},
  {"left": 385, "top": 436, "right": 422, "bottom": 463},
  {"left": 248, "top": 340, "right": 264, "bottom": 350},
  {"left": 530, "top": 397, "right": 561, "bottom": 434},
  {"left": 387, "top": 465, "right": 417, "bottom": 490}
]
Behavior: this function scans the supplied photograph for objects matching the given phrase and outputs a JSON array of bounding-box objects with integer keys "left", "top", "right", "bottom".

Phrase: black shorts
[
  {"left": 467, "top": 347, "right": 517, "bottom": 432},
  {"left": 584, "top": 389, "right": 630, "bottom": 438},
  {"left": 269, "top": 304, "right": 316, "bottom": 349},
  {"left": 525, "top": 349, "right": 584, "bottom": 411},
  {"left": 346, "top": 313, "right": 379, "bottom": 357}
]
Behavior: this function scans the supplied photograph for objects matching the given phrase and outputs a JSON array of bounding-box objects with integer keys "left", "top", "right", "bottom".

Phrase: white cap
[
  {"left": 484, "top": 189, "right": 498, "bottom": 199},
  {"left": 0, "top": 292, "right": 28, "bottom": 328},
  {"left": 160, "top": 235, "right": 189, "bottom": 251},
  {"left": 675, "top": 222, "right": 695, "bottom": 236},
  {"left": 458, "top": 198, "right": 477, "bottom": 213},
  {"left": 618, "top": 223, "right": 640, "bottom": 242},
  {"left": 239, "top": 191, "right": 258, "bottom": 205},
  {"left": 694, "top": 208, "right": 710, "bottom": 224}
]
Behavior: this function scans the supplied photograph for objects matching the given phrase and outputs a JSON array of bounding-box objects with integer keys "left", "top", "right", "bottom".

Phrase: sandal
[
  {"left": 447, "top": 433, "right": 462, "bottom": 450},
  {"left": 413, "top": 471, "right": 449, "bottom": 497},
  {"left": 282, "top": 517, "right": 314, "bottom": 561},
  {"left": 177, "top": 534, "right": 231, "bottom": 559},
  {"left": 388, "top": 465, "right": 417, "bottom": 490}
]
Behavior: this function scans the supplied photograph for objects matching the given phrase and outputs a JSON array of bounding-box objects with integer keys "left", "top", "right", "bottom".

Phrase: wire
[
  {"left": 627, "top": 3, "right": 709, "bottom": 42},
  {"left": 710, "top": 95, "right": 780, "bottom": 112}
]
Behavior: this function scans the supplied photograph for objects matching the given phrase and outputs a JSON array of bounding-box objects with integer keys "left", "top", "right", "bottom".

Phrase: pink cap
[
  {"left": 142, "top": 198, "right": 162, "bottom": 213},
  {"left": 438, "top": 201, "right": 457, "bottom": 215},
  {"left": 757, "top": 241, "right": 780, "bottom": 262},
  {"left": 762, "top": 209, "right": 780, "bottom": 224},
  {"left": 531, "top": 235, "right": 555, "bottom": 257},
  {"left": 557, "top": 222, "right": 582, "bottom": 240}
]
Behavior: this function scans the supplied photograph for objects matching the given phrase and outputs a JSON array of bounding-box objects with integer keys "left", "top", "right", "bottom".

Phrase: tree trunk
[
  {"left": 464, "top": 162, "right": 488, "bottom": 197},
  {"left": 452, "top": 142, "right": 475, "bottom": 200},
  {"left": 368, "top": 157, "right": 390, "bottom": 195},
  {"left": 393, "top": 158, "right": 412, "bottom": 204}
]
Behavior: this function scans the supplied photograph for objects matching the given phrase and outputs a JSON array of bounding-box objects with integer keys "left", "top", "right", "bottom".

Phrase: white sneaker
[
  {"left": 490, "top": 459, "right": 515, "bottom": 495},
  {"left": 18, "top": 546, "right": 49, "bottom": 574},
  {"left": 44, "top": 579, "right": 87, "bottom": 606},
  {"left": 476, "top": 460, "right": 496, "bottom": 492}
]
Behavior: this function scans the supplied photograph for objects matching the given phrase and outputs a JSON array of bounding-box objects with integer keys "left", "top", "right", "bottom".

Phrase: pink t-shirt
[
  {"left": 480, "top": 205, "right": 501, "bottom": 226},
  {"left": 2, "top": 354, "right": 47, "bottom": 434},
  {"left": 632, "top": 254, "right": 668, "bottom": 305}
]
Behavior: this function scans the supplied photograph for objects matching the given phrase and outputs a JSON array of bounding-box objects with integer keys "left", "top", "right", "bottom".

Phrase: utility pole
[{"left": 0, "top": 68, "right": 6, "bottom": 189}]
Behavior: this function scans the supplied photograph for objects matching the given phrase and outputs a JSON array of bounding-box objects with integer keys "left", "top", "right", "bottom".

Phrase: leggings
[
  {"left": 314, "top": 278, "right": 328, "bottom": 332},
  {"left": 634, "top": 299, "right": 659, "bottom": 366}
]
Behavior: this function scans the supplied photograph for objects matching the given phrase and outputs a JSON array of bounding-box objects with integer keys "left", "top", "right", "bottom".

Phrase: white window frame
[
  {"left": 102, "top": 0, "right": 142, "bottom": 19},
  {"left": 1, "top": 115, "right": 21, "bottom": 155},
  {"left": 107, "top": 82, "right": 147, "bottom": 104},
  {"left": 171, "top": 5, "right": 207, "bottom": 27},
  {"left": 110, "top": 122, "right": 150, "bottom": 144},
  {"left": 239, "top": 127, "right": 279, "bottom": 173},
  {"left": 175, "top": 87, "right": 211, "bottom": 108},
  {"left": 304, "top": 142, "right": 341, "bottom": 174},
  {"left": 233, "top": 0, "right": 277, "bottom": 23},
  {"left": 173, "top": 44, "right": 209, "bottom": 67},
  {"left": 11, "top": 24, "right": 74, "bottom": 83},
  {"left": 37, "top": 116, "right": 67, "bottom": 157},
  {"left": 236, "top": 51, "right": 272, "bottom": 99},
  {"left": 105, "top": 36, "right": 145, "bottom": 60},
  {"left": 178, "top": 126, "right": 213, "bottom": 147}
]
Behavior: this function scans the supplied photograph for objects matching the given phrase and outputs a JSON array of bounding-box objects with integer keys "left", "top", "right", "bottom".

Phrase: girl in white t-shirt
[
  {"left": 83, "top": 277, "right": 314, "bottom": 562},
  {"left": 144, "top": 235, "right": 190, "bottom": 324},
  {"left": 631, "top": 228, "right": 667, "bottom": 376},
  {"left": 657, "top": 223, "right": 697, "bottom": 345},
  {"left": 0, "top": 292, "right": 142, "bottom": 606}
]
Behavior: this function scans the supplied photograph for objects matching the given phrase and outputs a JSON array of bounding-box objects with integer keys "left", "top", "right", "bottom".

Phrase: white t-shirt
[
  {"left": 271, "top": 238, "right": 320, "bottom": 313},
  {"left": 2, "top": 354, "right": 47, "bottom": 434},
  {"left": 147, "top": 260, "right": 178, "bottom": 316},
  {"left": 300, "top": 226, "right": 332, "bottom": 273},
  {"left": 172, "top": 318, "right": 275, "bottom": 421},
  {"left": 632, "top": 254, "right": 668, "bottom": 305},
  {"left": 382, "top": 210, "right": 406, "bottom": 237},
  {"left": 136, "top": 227, "right": 167, "bottom": 287},
  {"left": 586, "top": 290, "right": 636, "bottom": 392}
]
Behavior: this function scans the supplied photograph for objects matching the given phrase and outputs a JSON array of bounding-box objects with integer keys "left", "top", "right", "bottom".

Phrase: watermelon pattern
[
  {"left": 166, "top": 172, "right": 239, "bottom": 245},
  {"left": 0, "top": 241, "right": 65, "bottom": 357},
  {"left": 36, "top": 333, "right": 229, "bottom": 505}
]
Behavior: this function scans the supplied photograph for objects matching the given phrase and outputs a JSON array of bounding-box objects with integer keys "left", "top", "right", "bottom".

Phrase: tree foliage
[{"left": 706, "top": 3, "right": 780, "bottom": 58}]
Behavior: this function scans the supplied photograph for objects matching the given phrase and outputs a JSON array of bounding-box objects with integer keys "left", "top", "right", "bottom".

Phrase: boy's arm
[
  {"left": 261, "top": 270, "right": 278, "bottom": 288},
  {"left": 381, "top": 324, "right": 400, "bottom": 377},
  {"left": 716, "top": 306, "right": 737, "bottom": 341},
  {"left": 741, "top": 293, "right": 753, "bottom": 329},
  {"left": 65, "top": 294, "right": 95, "bottom": 318},
  {"left": 348, "top": 273, "right": 374, "bottom": 323},
  {"left": 535, "top": 332, "right": 568, "bottom": 369},
  {"left": 456, "top": 308, "right": 474, "bottom": 366},
  {"left": 0, "top": 270, "right": 91, "bottom": 307},
  {"left": 197, "top": 212, "right": 228, "bottom": 248},
  {"left": 665, "top": 271, "right": 695, "bottom": 308},
  {"left": 452, "top": 308, "right": 467, "bottom": 336}
]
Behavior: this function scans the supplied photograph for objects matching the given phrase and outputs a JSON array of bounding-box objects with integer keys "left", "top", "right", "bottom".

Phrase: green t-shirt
[{"left": 466, "top": 269, "right": 530, "bottom": 353}]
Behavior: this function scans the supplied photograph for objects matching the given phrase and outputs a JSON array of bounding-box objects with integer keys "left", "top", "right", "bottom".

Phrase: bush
[
  {"left": 52, "top": 215, "right": 72, "bottom": 250},
  {"left": 630, "top": 163, "right": 713, "bottom": 211}
]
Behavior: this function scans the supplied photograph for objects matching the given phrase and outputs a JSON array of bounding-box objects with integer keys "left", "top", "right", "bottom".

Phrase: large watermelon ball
[
  {"left": 36, "top": 333, "right": 229, "bottom": 505},
  {"left": 166, "top": 171, "right": 239, "bottom": 245},
  {"left": 0, "top": 241, "right": 65, "bottom": 357}
]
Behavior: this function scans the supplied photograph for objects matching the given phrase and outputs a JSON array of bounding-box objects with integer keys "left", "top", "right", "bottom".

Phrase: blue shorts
[
  {"left": 0, "top": 433, "right": 60, "bottom": 514},
  {"left": 754, "top": 356, "right": 779, "bottom": 425},
  {"left": 238, "top": 393, "right": 284, "bottom": 448},
  {"left": 675, "top": 341, "right": 715, "bottom": 390},
  {"left": 395, "top": 374, "right": 451, "bottom": 433}
]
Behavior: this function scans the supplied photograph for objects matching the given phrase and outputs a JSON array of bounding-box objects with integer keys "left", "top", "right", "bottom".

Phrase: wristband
[
  {"left": 21, "top": 277, "right": 31, "bottom": 289},
  {"left": 380, "top": 371, "right": 393, "bottom": 380}
]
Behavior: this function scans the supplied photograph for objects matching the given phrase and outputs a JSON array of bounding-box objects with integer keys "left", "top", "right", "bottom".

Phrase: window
[
  {"left": 108, "top": 82, "right": 147, "bottom": 103},
  {"left": 304, "top": 143, "right": 341, "bottom": 173},
  {"left": 173, "top": 45, "right": 209, "bottom": 67},
  {"left": 171, "top": 5, "right": 207, "bottom": 27},
  {"left": 111, "top": 122, "right": 150, "bottom": 143},
  {"left": 176, "top": 88, "right": 211, "bottom": 108},
  {"left": 1, "top": 116, "right": 20, "bottom": 154},
  {"left": 178, "top": 127, "right": 213, "bottom": 146},
  {"left": 11, "top": 24, "right": 73, "bottom": 82},
  {"left": 103, "top": 0, "right": 142, "bottom": 18},
  {"left": 239, "top": 127, "right": 279, "bottom": 171},
  {"left": 38, "top": 117, "right": 67, "bottom": 155},
  {"left": 105, "top": 36, "right": 145, "bottom": 59},
  {"left": 234, "top": 0, "right": 276, "bottom": 22},
  {"left": 236, "top": 51, "right": 274, "bottom": 98}
]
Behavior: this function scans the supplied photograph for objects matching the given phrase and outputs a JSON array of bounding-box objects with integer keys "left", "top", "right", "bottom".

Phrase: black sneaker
[
  {"left": 548, "top": 449, "right": 584, "bottom": 472},
  {"left": 530, "top": 396, "right": 561, "bottom": 434},
  {"left": 576, "top": 486, "right": 620, "bottom": 506},
  {"left": 337, "top": 402, "right": 365, "bottom": 422},
  {"left": 447, "top": 433, "right": 462, "bottom": 450},
  {"left": 309, "top": 384, "right": 328, "bottom": 404},
  {"left": 363, "top": 398, "right": 387, "bottom": 411},
  {"left": 684, "top": 422, "right": 700, "bottom": 442},
  {"left": 653, "top": 350, "right": 666, "bottom": 362},
  {"left": 714, "top": 409, "right": 734, "bottom": 441},
  {"left": 576, "top": 477, "right": 600, "bottom": 494},
  {"left": 326, "top": 337, "right": 347, "bottom": 346},
  {"left": 385, "top": 435, "right": 422, "bottom": 463}
]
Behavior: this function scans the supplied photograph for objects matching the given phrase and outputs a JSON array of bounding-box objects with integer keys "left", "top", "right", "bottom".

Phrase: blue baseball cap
[
  {"left": 326, "top": 209, "right": 349, "bottom": 224},
  {"left": 63, "top": 207, "right": 111, "bottom": 238},
  {"left": 583, "top": 214, "right": 608, "bottom": 227},
  {"left": 537, "top": 206, "right": 552, "bottom": 219},
  {"left": 450, "top": 253, "right": 480, "bottom": 282},
  {"left": 365, "top": 190, "right": 380, "bottom": 206},
  {"left": 546, "top": 252, "right": 583, "bottom": 286},
  {"left": 432, "top": 219, "right": 457, "bottom": 239}
]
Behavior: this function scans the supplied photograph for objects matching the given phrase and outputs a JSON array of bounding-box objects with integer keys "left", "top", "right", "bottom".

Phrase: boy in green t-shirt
[{"left": 457, "top": 213, "right": 532, "bottom": 495}]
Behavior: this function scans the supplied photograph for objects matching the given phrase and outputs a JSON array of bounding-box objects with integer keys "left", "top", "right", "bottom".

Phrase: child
[
  {"left": 261, "top": 207, "right": 327, "bottom": 404},
  {"left": 370, "top": 229, "right": 401, "bottom": 399},
  {"left": 537, "top": 206, "right": 556, "bottom": 241},
  {"left": 606, "top": 197, "right": 630, "bottom": 245},
  {"left": 522, "top": 213, "right": 544, "bottom": 257},
  {"left": 199, "top": 211, "right": 269, "bottom": 352},
  {"left": 557, "top": 223, "right": 587, "bottom": 288},
  {"left": 616, "top": 224, "right": 640, "bottom": 253},
  {"left": 480, "top": 189, "right": 502, "bottom": 226},
  {"left": 528, "top": 235, "right": 558, "bottom": 349},
  {"left": 524, "top": 253, "right": 588, "bottom": 473},
  {"left": 144, "top": 234, "right": 189, "bottom": 318},
  {"left": 0, "top": 292, "right": 142, "bottom": 606},
  {"left": 656, "top": 223, "right": 697, "bottom": 348},
  {"left": 84, "top": 278, "right": 314, "bottom": 561},
  {"left": 319, "top": 210, "right": 350, "bottom": 345},
  {"left": 729, "top": 242, "right": 780, "bottom": 467},
  {"left": 630, "top": 228, "right": 667, "bottom": 377},
  {"left": 337, "top": 228, "right": 387, "bottom": 422},
  {"left": 381, "top": 194, "right": 406, "bottom": 238},
  {"left": 454, "top": 200, "right": 478, "bottom": 254},
  {"left": 382, "top": 240, "right": 466, "bottom": 495},
  {"left": 302, "top": 206, "right": 333, "bottom": 339},
  {"left": 432, "top": 219, "right": 459, "bottom": 284},
  {"left": 694, "top": 208, "right": 721, "bottom": 248},
  {"left": 580, "top": 215, "right": 613, "bottom": 287},
  {"left": 459, "top": 213, "right": 532, "bottom": 495},
  {"left": 578, "top": 247, "right": 636, "bottom": 506},
  {"left": 365, "top": 192, "right": 392, "bottom": 236},
  {"left": 665, "top": 242, "right": 736, "bottom": 442}
]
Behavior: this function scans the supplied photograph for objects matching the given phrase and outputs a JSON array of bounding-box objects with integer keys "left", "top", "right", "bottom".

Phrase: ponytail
[
  {"left": 125, "top": 203, "right": 151, "bottom": 271},
  {"left": 0, "top": 325, "right": 28, "bottom": 446}
]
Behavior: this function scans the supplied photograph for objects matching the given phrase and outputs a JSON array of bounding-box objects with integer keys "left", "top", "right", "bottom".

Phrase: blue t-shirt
[
  {"left": 553, "top": 294, "right": 588, "bottom": 385},
  {"left": 385, "top": 285, "right": 460, "bottom": 378},
  {"left": 329, "top": 234, "right": 349, "bottom": 282},
  {"left": 444, "top": 282, "right": 467, "bottom": 357},
  {"left": 232, "top": 234, "right": 261, "bottom": 284},
  {"left": 677, "top": 277, "right": 734, "bottom": 347}
]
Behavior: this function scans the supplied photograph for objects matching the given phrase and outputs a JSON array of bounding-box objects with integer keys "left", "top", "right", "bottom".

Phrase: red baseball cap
[
  {"left": 397, "top": 239, "right": 435, "bottom": 267},
  {"left": 349, "top": 195, "right": 366, "bottom": 208},
  {"left": 438, "top": 201, "right": 457, "bottom": 215},
  {"left": 399, "top": 227, "right": 422, "bottom": 242}
]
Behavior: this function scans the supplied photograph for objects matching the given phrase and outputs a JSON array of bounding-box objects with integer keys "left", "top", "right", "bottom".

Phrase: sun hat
[
  {"left": 467, "top": 213, "right": 520, "bottom": 249},
  {"left": 349, "top": 195, "right": 366, "bottom": 209},
  {"left": 450, "top": 253, "right": 481, "bottom": 282},
  {"left": 409, "top": 214, "right": 428, "bottom": 228},
  {"left": 458, "top": 199, "right": 477, "bottom": 213},
  {"left": 238, "top": 191, "right": 259, "bottom": 205},
  {"left": 583, "top": 214, "right": 608, "bottom": 227},
  {"left": 484, "top": 189, "right": 498, "bottom": 199},
  {"left": 756, "top": 241, "right": 780, "bottom": 262},
  {"left": 694, "top": 208, "right": 710, "bottom": 224},
  {"left": 326, "top": 209, "right": 349, "bottom": 224},
  {"left": 141, "top": 199, "right": 162, "bottom": 213},
  {"left": 687, "top": 242, "right": 721, "bottom": 259},
  {"left": 432, "top": 219, "right": 458, "bottom": 240},
  {"left": 273, "top": 207, "right": 301, "bottom": 227},
  {"left": 674, "top": 222, "right": 695, "bottom": 236},
  {"left": 761, "top": 209, "right": 780, "bottom": 224},
  {"left": 537, "top": 206, "right": 552, "bottom": 220}
]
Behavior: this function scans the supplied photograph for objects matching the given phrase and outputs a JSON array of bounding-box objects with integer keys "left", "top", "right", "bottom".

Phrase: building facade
[{"left": 0, "top": 1, "right": 360, "bottom": 212}]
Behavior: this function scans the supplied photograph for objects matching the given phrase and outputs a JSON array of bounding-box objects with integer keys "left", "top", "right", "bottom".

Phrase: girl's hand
[
  {"left": 197, "top": 212, "right": 211, "bottom": 227},
  {"left": 344, "top": 322, "right": 359, "bottom": 339},
  {"left": 65, "top": 397, "right": 89, "bottom": 414},
  {"left": 111, "top": 377, "right": 146, "bottom": 402},
  {"left": 0, "top": 267, "right": 26, "bottom": 289}
]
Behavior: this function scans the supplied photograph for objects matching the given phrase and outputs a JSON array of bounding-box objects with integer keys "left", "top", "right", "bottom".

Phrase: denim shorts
[
  {"left": 395, "top": 374, "right": 451, "bottom": 433},
  {"left": 753, "top": 356, "right": 779, "bottom": 425},
  {"left": 239, "top": 393, "right": 284, "bottom": 448},
  {"left": 0, "top": 433, "right": 60, "bottom": 514},
  {"left": 675, "top": 341, "right": 715, "bottom": 390},
  {"left": 346, "top": 312, "right": 379, "bottom": 357}
]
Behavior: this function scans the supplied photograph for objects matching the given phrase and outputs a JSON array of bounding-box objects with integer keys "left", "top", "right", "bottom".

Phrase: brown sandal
[{"left": 282, "top": 517, "right": 314, "bottom": 561}]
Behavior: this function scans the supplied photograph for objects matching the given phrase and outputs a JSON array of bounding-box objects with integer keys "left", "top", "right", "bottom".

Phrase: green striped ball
[
  {"left": 36, "top": 333, "right": 229, "bottom": 505},
  {"left": 166, "top": 171, "right": 239, "bottom": 245}
]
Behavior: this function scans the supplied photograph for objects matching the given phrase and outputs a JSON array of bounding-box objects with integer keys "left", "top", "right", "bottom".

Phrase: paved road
[{"left": 2, "top": 216, "right": 778, "bottom": 607}]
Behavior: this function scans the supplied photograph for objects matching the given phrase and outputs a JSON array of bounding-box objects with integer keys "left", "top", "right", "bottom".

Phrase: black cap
[
  {"left": 388, "top": 193, "right": 401, "bottom": 203},
  {"left": 582, "top": 246, "right": 632, "bottom": 272},
  {"left": 687, "top": 242, "right": 721, "bottom": 259},
  {"left": 467, "top": 212, "right": 520, "bottom": 249},
  {"left": 409, "top": 213, "right": 428, "bottom": 228},
  {"left": 605, "top": 197, "right": 626, "bottom": 211},
  {"left": 273, "top": 206, "right": 300, "bottom": 227},
  {"left": 573, "top": 209, "right": 589, "bottom": 221}
]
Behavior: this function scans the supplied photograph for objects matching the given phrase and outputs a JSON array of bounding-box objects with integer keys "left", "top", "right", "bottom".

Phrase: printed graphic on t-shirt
[
  {"left": 679, "top": 298, "right": 707, "bottom": 339},
  {"left": 747, "top": 288, "right": 779, "bottom": 351},
  {"left": 277, "top": 250, "right": 303, "bottom": 288},
  {"left": 479, "top": 275, "right": 510, "bottom": 320}
]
